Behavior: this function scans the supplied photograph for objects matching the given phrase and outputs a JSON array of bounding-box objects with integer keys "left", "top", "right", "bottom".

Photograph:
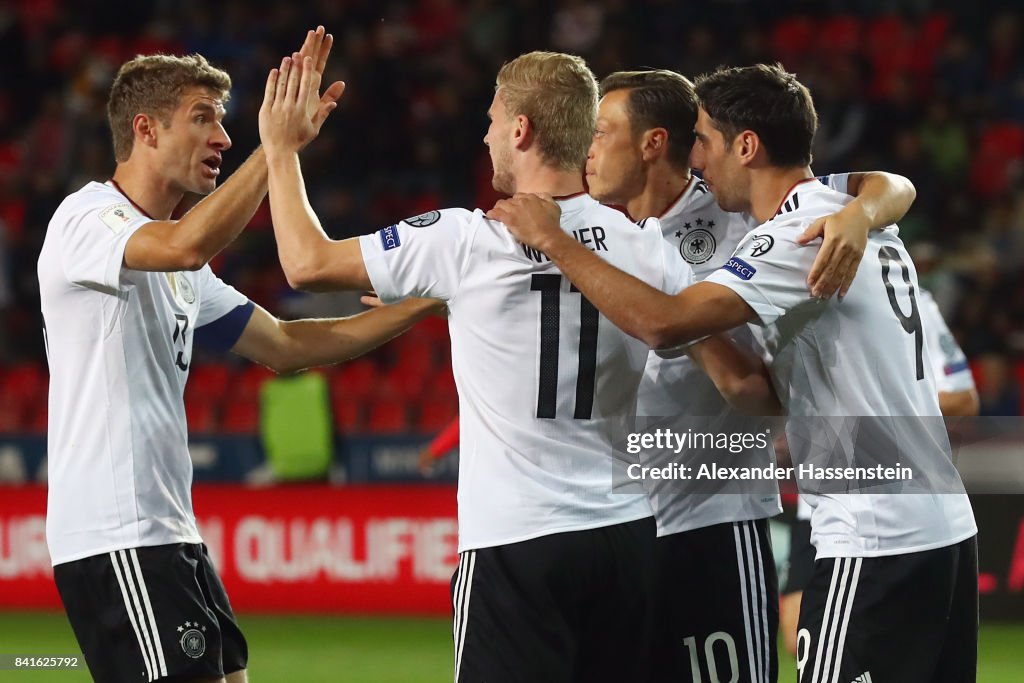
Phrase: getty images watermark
[{"left": 625, "top": 428, "right": 913, "bottom": 483}]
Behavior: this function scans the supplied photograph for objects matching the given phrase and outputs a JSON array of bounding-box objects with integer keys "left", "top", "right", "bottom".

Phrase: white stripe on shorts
[
  {"left": 110, "top": 551, "right": 155, "bottom": 682},
  {"left": 127, "top": 549, "right": 168, "bottom": 678},
  {"left": 453, "top": 550, "right": 476, "bottom": 683},
  {"left": 734, "top": 523, "right": 759, "bottom": 683}
]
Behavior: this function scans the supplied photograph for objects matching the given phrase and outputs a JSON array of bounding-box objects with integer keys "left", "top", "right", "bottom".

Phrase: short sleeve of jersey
[
  {"left": 819, "top": 173, "right": 851, "bottom": 196},
  {"left": 358, "top": 208, "right": 477, "bottom": 304},
  {"left": 195, "top": 265, "right": 249, "bottom": 328},
  {"left": 921, "top": 294, "right": 975, "bottom": 393},
  {"left": 59, "top": 199, "right": 152, "bottom": 293},
  {"left": 704, "top": 223, "right": 814, "bottom": 326}
]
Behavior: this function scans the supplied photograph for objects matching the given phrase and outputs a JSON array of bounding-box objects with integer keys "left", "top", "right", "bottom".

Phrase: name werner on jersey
[{"left": 520, "top": 226, "right": 609, "bottom": 263}]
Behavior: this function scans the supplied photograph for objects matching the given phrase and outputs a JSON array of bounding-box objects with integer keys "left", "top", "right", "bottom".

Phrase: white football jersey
[
  {"left": 705, "top": 179, "right": 976, "bottom": 558},
  {"left": 39, "top": 182, "right": 247, "bottom": 565},
  {"left": 920, "top": 289, "right": 975, "bottom": 393},
  {"left": 795, "top": 287, "right": 973, "bottom": 522},
  {"left": 360, "top": 195, "right": 693, "bottom": 551},
  {"left": 638, "top": 177, "right": 782, "bottom": 535}
]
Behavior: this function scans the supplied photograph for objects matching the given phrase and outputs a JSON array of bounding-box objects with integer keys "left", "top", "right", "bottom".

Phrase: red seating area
[
  {"left": 766, "top": 14, "right": 950, "bottom": 93},
  {"left": 0, "top": 317, "right": 459, "bottom": 434}
]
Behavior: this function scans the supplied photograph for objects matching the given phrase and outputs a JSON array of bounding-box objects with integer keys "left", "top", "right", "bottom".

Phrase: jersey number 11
[{"left": 531, "top": 274, "right": 598, "bottom": 420}]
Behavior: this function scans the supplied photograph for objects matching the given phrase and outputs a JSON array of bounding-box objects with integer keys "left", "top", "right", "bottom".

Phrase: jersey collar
[
  {"left": 769, "top": 177, "right": 820, "bottom": 221},
  {"left": 554, "top": 191, "right": 593, "bottom": 214},
  {"left": 659, "top": 175, "right": 704, "bottom": 224},
  {"left": 107, "top": 179, "right": 155, "bottom": 219}
]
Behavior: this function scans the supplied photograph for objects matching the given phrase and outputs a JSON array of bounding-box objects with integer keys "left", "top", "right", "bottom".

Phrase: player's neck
[
  {"left": 513, "top": 161, "right": 585, "bottom": 197},
  {"left": 111, "top": 160, "right": 185, "bottom": 220},
  {"left": 626, "top": 167, "right": 691, "bottom": 221},
  {"left": 749, "top": 166, "right": 813, "bottom": 224}
]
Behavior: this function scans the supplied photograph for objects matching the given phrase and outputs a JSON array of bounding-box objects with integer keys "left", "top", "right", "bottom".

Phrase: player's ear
[
  {"left": 133, "top": 113, "right": 160, "bottom": 150},
  {"left": 512, "top": 114, "right": 531, "bottom": 150},
  {"left": 640, "top": 128, "right": 668, "bottom": 162},
  {"left": 736, "top": 130, "right": 759, "bottom": 166}
]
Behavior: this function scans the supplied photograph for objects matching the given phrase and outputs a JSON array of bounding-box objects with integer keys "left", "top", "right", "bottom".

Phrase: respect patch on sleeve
[
  {"left": 721, "top": 256, "right": 757, "bottom": 281},
  {"left": 379, "top": 224, "right": 402, "bottom": 251}
]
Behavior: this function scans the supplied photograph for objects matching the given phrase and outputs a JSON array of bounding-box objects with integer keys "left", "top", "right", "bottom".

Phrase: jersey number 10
[{"left": 531, "top": 274, "right": 598, "bottom": 419}]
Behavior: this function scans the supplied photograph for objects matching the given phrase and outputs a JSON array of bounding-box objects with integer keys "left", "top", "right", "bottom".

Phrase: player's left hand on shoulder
[
  {"left": 487, "top": 193, "right": 561, "bottom": 249},
  {"left": 798, "top": 210, "right": 868, "bottom": 301}
]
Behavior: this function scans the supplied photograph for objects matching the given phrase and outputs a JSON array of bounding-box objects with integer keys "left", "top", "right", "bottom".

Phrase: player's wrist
[
  {"left": 537, "top": 228, "right": 572, "bottom": 257},
  {"left": 840, "top": 198, "right": 875, "bottom": 232},
  {"left": 263, "top": 146, "right": 301, "bottom": 167}
]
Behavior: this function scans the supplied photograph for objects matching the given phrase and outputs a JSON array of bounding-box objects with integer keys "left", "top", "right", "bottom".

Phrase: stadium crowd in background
[{"left": 1, "top": 0, "right": 1023, "bottom": 423}]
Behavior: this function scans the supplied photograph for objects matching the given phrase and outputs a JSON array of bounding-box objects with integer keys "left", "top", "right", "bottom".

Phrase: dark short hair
[
  {"left": 600, "top": 70, "right": 697, "bottom": 171},
  {"left": 694, "top": 63, "right": 817, "bottom": 168}
]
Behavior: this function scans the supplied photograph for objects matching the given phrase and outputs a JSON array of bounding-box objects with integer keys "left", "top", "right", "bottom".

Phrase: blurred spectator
[{"left": 975, "top": 354, "right": 1023, "bottom": 416}]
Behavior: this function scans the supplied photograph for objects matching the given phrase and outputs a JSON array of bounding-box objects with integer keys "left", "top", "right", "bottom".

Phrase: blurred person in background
[{"left": 38, "top": 28, "right": 441, "bottom": 683}]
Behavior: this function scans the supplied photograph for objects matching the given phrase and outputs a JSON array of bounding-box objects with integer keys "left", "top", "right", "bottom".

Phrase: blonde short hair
[
  {"left": 107, "top": 54, "right": 231, "bottom": 162},
  {"left": 495, "top": 51, "right": 598, "bottom": 172}
]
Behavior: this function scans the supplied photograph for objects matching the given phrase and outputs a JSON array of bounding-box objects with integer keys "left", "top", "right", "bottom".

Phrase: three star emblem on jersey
[
  {"left": 750, "top": 234, "right": 775, "bottom": 257},
  {"left": 176, "top": 620, "right": 207, "bottom": 659},
  {"left": 403, "top": 210, "right": 441, "bottom": 227},
  {"left": 679, "top": 228, "right": 716, "bottom": 264}
]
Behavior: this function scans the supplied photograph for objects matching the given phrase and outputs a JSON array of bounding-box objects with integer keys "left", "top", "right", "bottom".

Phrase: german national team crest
[
  {"left": 679, "top": 228, "right": 716, "bottom": 264},
  {"left": 177, "top": 621, "right": 207, "bottom": 659},
  {"left": 174, "top": 273, "right": 195, "bottom": 304},
  {"left": 404, "top": 210, "right": 441, "bottom": 227},
  {"left": 750, "top": 234, "right": 775, "bottom": 257}
]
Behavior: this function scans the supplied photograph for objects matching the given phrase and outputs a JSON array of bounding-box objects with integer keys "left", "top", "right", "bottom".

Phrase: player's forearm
[
  {"left": 273, "top": 298, "right": 443, "bottom": 373},
  {"left": 939, "top": 389, "right": 980, "bottom": 417},
  {"left": 687, "top": 335, "right": 784, "bottom": 416},
  {"left": 845, "top": 171, "right": 916, "bottom": 229},
  {"left": 540, "top": 232, "right": 698, "bottom": 348},
  {"left": 265, "top": 151, "right": 340, "bottom": 289},
  {"left": 173, "top": 147, "right": 269, "bottom": 267}
]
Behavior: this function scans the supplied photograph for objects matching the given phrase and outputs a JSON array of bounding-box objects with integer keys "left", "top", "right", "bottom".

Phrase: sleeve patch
[
  {"left": 403, "top": 210, "right": 441, "bottom": 227},
  {"left": 722, "top": 256, "right": 757, "bottom": 281},
  {"left": 98, "top": 203, "right": 141, "bottom": 234},
  {"left": 944, "top": 360, "right": 970, "bottom": 376},
  {"left": 379, "top": 224, "right": 402, "bottom": 251}
]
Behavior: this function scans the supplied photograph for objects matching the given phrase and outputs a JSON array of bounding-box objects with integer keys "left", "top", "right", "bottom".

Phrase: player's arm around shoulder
[
  {"left": 492, "top": 193, "right": 753, "bottom": 349},
  {"left": 800, "top": 171, "right": 917, "bottom": 300}
]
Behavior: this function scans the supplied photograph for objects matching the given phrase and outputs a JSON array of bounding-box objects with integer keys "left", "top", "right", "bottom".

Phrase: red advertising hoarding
[{"left": 0, "top": 485, "right": 459, "bottom": 615}]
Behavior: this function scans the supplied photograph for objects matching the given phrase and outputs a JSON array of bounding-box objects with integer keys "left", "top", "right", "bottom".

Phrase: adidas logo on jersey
[{"left": 851, "top": 672, "right": 873, "bottom": 683}]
